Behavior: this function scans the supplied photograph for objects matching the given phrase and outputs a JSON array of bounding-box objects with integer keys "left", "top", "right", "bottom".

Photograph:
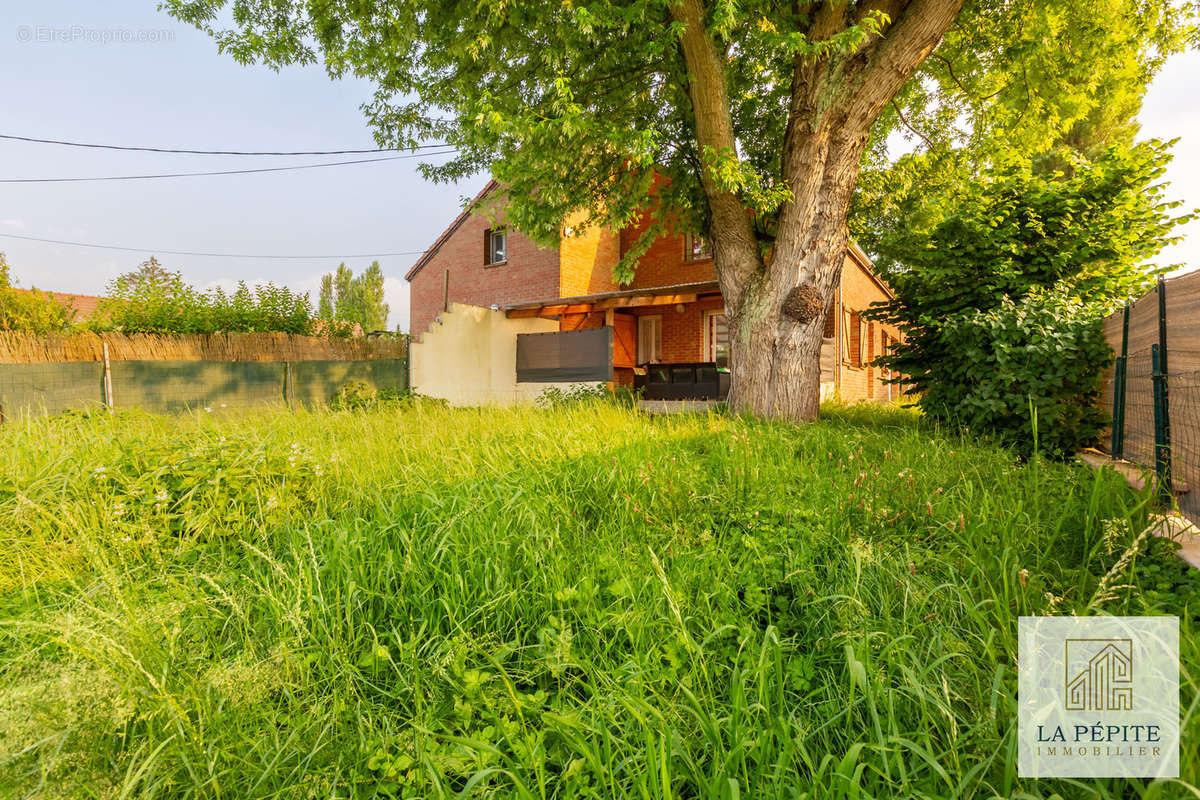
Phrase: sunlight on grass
[{"left": 0, "top": 400, "right": 1196, "bottom": 798}]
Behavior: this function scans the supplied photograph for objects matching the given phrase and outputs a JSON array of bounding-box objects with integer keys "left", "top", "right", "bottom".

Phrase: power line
[
  {"left": 0, "top": 132, "right": 451, "bottom": 156},
  {"left": 0, "top": 232, "right": 427, "bottom": 260},
  {"left": 0, "top": 149, "right": 460, "bottom": 184}
]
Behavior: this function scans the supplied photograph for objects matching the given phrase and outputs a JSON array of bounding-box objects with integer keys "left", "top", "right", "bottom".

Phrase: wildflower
[
  {"left": 220, "top": 403, "right": 227, "bottom": 408},
  {"left": 155, "top": 490, "right": 170, "bottom": 502},
  {"left": 205, "top": 407, "right": 212, "bottom": 413},
  {"left": 1018, "top": 568, "right": 1029, "bottom": 587},
  {"left": 113, "top": 502, "right": 125, "bottom": 518}
]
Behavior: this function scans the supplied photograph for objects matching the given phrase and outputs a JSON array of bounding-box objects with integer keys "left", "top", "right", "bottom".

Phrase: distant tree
[
  {"left": 332, "top": 264, "right": 356, "bottom": 322},
  {"left": 0, "top": 253, "right": 75, "bottom": 334},
  {"left": 110, "top": 256, "right": 183, "bottom": 295},
  {"left": 357, "top": 262, "right": 390, "bottom": 332},
  {"left": 318, "top": 262, "right": 390, "bottom": 331},
  {"left": 318, "top": 273, "right": 335, "bottom": 319}
]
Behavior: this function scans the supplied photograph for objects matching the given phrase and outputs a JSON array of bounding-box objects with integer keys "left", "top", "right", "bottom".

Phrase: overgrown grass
[{"left": 0, "top": 401, "right": 1196, "bottom": 798}]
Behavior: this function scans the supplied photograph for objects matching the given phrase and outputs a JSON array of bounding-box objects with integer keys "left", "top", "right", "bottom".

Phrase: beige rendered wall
[{"left": 410, "top": 303, "right": 564, "bottom": 406}]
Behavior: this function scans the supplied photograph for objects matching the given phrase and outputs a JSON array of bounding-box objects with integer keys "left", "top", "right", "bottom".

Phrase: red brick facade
[
  {"left": 407, "top": 182, "right": 902, "bottom": 402},
  {"left": 407, "top": 186, "right": 559, "bottom": 337}
]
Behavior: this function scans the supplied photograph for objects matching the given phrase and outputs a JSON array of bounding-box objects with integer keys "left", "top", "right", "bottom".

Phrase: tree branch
[
  {"left": 845, "top": 0, "right": 967, "bottom": 126},
  {"left": 669, "top": 0, "right": 763, "bottom": 310},
  {"left": 890, "top": 98, "right": 935, "bottom": 148}
]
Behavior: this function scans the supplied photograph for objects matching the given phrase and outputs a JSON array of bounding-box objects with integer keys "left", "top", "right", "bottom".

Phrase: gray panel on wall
[{"left": 516, "top": 328, "right": 613, "bottom": 383}]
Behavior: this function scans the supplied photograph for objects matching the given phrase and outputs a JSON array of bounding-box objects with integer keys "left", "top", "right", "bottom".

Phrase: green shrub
[
  {"left": 919, "top": 293, "right": 1112, "bottom": 458},
  {"left": 330, "top": 381, "right": 420, "bottom": 411},
  {"left": 92, "top": 259, "right": 321, "bottom": 335},
  {"left": 534, "top": 383, "right": 616, "bottom": 409},
  {"left": 332, "top": 380, "right": 379, "bottom": 409},
  {"left": 0, "top": 254, "right": 74, "bottom": 334}
]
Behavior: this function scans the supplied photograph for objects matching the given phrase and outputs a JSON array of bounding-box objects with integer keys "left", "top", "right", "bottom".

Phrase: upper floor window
[
  {"left": 685, "top": 233, "right": 712, "bottom": 262},
  {"left": 486, "top": 228, "right": 507, "bottom": 265}
]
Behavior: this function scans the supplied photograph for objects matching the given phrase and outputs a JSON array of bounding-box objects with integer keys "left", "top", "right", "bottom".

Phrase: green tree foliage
[
  {"left": 357, "top": 262, "right": 390, "bottom": 332},
  {"left": 917, "top": 295, "right": 1115, "bottom": 458},
  {"left": 319, "top": 262, "right": 390, "bottom": 332},
  {"left": 332, "top": 264, "right": 354, "bottom": 322},
  {"left": 95, "top": 257, "right": 321, "bottom": 335},
  {"left": 165, "top": 0, "right": 1197, "bottom": 420},
  {"left": 318, "top": 273, "right": 335, "bottom": 320},
  {"left": 868, "top": 144, "right": 1193, "bottom": 456},
  {"left": 0, "top": 253, "right": 75, "bottom": 334}
]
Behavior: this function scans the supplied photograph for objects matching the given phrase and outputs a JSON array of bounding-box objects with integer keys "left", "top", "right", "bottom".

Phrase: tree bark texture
[{"left": 671, "top": 0, "right": 965, "bottom": 421}]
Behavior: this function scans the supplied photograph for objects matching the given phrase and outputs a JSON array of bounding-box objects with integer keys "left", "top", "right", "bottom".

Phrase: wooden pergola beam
[
  {"left": 505, "top": 291, "right": 714, "bottom": 319},
  {"left": 506, "top": 303, "right": 596, "bottom": 319},
  {"left": 594, "top": 293, "right": 698, "bottom": 310}
]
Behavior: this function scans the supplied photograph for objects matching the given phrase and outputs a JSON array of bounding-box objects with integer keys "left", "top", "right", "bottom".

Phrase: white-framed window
[
  {"left": 685, "top": 232, "right": 712, "bottom": 262},
  {"left": 637, "top": 315, "right": 662, "bottom": 364},
  {"left": 702, "top": 310, "right": 729, "bottom": 369},
  {"left": 486, "top": 228, "right": 507, "bottom": 265}
]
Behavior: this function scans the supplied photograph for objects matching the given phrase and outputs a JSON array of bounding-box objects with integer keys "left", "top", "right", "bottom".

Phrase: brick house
[{"left": 407, "top": 181, "right": 903, "bottom": 403}]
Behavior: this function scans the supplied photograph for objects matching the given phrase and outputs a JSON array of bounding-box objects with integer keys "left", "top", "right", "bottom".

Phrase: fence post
[
  {"left": 1157, "top": 275, "right": 1171, "bottom": 450},
  {"left": 102, "top": 341, "right": 114, "bottom": 412},
  {"left": 404, "top": 333, "right": 411, "bottom": 391},
  {"left": 1111, "top": 301, "right": 1130, "bottom": 458},
  {"left": 1151, "top": 343, "right": 1173, "bottom": 503},
  {"left": 285, "top": 361, "right": 295, "bottom": 411}
]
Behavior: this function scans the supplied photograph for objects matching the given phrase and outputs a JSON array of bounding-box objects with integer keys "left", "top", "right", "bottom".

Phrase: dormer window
[
  {"left": 486, "top": 228, "right": 507, "bottom": 265},
  {"left": 685, "top": 232, "right": 712, "bottom": 262}
]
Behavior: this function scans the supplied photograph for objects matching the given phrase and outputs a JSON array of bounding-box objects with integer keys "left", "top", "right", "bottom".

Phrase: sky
[{"left": 2, "top": 2, "right": 1198, "bottom": 333}]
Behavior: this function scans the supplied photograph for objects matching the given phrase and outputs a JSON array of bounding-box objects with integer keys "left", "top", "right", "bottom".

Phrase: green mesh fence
[
  {"left": 110, "top": 361, "right": 288, "bottom": 414},
  {"left": 0, "top": 362, "right": 104, "bottom": 420},
  {"left": 290, "top": 359, "right": 409, "bottom": 407},
  {"left": 0, "top": 358, "right": 408, "bottom": 420}
]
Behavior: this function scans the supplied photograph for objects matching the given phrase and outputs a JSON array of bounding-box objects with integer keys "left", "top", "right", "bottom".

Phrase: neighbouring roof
[
  {"left": 10, "top": 288, "right": 105, "bottom": 321},
  {"left": 501, "top": 280, "right": 721, "bottom": 312},
  {"left": 404, "top": 179, "right": 499, "bottom": 282}
]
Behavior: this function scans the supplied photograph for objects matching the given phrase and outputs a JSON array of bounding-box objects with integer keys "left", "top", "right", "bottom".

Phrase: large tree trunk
[
  {"left": 671, "top": 0, "right": 965, "bottom": 421},
  {"left": 724, "top": 226, "right": 849, "bottom": 421}
]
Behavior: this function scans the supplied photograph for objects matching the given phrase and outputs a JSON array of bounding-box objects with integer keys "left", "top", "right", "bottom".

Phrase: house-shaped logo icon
[{"left": 1065, "top": 638, "right": 1133, "bottom": 711}]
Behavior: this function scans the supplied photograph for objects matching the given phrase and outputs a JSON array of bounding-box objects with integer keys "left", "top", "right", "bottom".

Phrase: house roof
[
  {"left": 10, "top": 288, "right": 105, "bottom": 321},
  {"left": 846, "top": 242, "right": 893, "bottom": 299},
  {"left": 404, "top": 179, "right": 499, "bottom": 281},
  {"left": 501, "top": 280, "right": 721, "bottom": 312},
  {"left": 404, "top": 176, "right": 892, "bottom": 301}
]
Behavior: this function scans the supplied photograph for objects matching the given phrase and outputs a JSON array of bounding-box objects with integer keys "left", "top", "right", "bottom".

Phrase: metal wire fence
[
  {"left": 1102, "top": 272, "right": 1200, "bottom": 525},
  {"left": 1169, "top": 367, "right": 1200, "bottom": 524}
]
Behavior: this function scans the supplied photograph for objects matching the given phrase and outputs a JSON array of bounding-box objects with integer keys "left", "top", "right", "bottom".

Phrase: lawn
[{"left": 0, "top": 400, "right": 1197, "bottom": 798}]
